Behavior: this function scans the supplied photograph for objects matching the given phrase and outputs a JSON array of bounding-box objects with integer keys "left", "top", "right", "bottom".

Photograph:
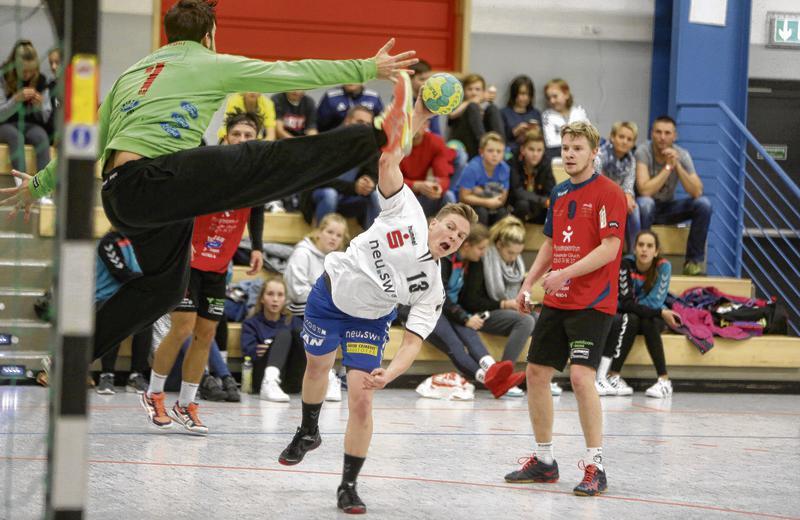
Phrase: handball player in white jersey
[{"left": 279, "top": 90, "right": 478, "bottom": 513}]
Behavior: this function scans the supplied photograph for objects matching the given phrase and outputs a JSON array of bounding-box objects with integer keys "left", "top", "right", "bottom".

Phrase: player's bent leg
[
  {"left": 168, "top": 316, "right": 217, "bottom": 436},
  {"left": 279, "top": 350, "right": 335, "bottom": 466}
]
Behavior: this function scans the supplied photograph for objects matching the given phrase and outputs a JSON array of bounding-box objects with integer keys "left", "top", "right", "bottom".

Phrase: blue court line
[{"left": 0, "top": 431, "right": 798, "bottom": 440}]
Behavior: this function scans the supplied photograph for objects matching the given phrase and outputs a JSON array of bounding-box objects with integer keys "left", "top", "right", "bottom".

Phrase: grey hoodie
[{"left": 285, "top": 237, "right": 326, "bottom": 316}]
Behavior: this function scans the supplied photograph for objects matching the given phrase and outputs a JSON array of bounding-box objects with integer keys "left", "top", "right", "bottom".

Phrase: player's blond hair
[
  {"left": 489, "top": 215, "right": 526, "bottom": 247},
  {"left": 560, "top": 121, "right": 600, "bottom": 150},
  {"left": 436, "top": 202, "right": 479, "bottom": 225}
]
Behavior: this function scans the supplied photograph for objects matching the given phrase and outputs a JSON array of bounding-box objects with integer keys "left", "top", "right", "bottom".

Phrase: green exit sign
[{"left": 768, "top": 13, "right": 800, "bottom": 48}]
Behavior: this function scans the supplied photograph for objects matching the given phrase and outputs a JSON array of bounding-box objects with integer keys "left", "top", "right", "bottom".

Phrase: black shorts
[
  {"left": 527, "top": 306, "right": 614, "bottom": 371},
  {"left": 174, "top": 268, "right": 227, "bottom": 321}
]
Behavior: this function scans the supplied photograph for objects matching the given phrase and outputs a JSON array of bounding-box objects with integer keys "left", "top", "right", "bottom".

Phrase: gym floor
[{"left": 1, "top": 387, "right": 798, "bottom": 519}]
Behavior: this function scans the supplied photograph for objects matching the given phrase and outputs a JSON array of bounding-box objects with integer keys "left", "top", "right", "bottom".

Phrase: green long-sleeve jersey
[{"left": 30, "top": 40, "right": 377, "bottom": 198}]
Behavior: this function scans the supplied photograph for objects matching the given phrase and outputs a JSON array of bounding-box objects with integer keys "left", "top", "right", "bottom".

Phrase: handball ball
[{"left": 421, "top": 73, "right": 464, "bottom": 115}]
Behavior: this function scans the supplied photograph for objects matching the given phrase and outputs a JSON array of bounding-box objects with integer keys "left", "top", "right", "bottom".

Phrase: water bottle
[{"left": 241, "top": 356, "right": 253, "bottom": 394}]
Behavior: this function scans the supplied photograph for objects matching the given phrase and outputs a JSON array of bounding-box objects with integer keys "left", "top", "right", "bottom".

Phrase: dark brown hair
[
  {"left": 164, "top": 0, "right": 217, "bottom": 43},
  {"left": 635, "top": 230, "right": 662, "bottom": 292},
  {"left": 2, "top": 40, "right": 40, "bottom": 96}
]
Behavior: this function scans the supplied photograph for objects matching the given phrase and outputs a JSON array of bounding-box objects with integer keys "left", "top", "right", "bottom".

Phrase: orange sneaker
[
  {"left": 170, "top": 401, "right": 209, "bottom": 436},
  {"left": 374, "top": 71, "right": 412, "bottom": 154},
  {"left": 141, "top": 392, "right": 172, "bottom": 429}
]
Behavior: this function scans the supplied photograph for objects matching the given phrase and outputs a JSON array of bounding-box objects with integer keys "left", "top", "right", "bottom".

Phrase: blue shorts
[{"left": 302, "top": 275, "right": 396, "bottom": 372}]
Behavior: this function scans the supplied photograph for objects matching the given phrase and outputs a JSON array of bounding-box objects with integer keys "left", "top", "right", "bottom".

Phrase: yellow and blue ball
[{"left": 421, "top": 73, "right": 464, "bottom": 115}]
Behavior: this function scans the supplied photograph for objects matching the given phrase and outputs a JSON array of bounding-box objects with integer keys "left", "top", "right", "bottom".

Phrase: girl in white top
[{"left": 541, "top": 78, "right": 589, "bottom": 158}]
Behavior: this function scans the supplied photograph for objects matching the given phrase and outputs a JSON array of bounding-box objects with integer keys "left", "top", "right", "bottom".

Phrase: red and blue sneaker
[
  {"left": 573, "top": 461, "right": 607, "bottom": 496},
  {"left": 504, "top": 455, "right": 559, "bottom": 483}
]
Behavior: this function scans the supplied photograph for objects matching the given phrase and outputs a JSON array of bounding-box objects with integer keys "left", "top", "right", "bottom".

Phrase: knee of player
[
  {"left": 526, "top": 363, "right": 550, "bottom": 387},
  {"left": 192, "top": 324, "right": 217, "bottom": 344},
  {"left": 305, "top": 354, "right": 332, "bottom": 378},
  {"left": 348, "top": 389, "right": 373, "bottom": 422},
  {"left": 569, "top": 366, "right": 596, "bottom": 394}
]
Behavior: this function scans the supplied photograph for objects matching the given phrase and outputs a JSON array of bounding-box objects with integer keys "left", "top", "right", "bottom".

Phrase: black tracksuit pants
[{"left": 94, "top": 125, "right": 385, "bottom": 361}]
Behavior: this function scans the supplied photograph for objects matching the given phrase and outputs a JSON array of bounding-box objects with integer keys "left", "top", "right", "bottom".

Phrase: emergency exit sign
[{"left": 768, "top": 13, "right": 800, "bottom": 48}]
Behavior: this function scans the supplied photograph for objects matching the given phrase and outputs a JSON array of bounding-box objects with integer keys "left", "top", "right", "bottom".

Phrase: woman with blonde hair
[
  {"left": 0, "top": 40, "right": 52, "bottom": 179},
  {"left": 284, "top": 212, "right": 349, "bottom": 401},
  {"left": 241, "top": 275, "right": 302, "bottom": 401},
  {"left": 541, "top": 78, "right": 589, "bottom": 159}
]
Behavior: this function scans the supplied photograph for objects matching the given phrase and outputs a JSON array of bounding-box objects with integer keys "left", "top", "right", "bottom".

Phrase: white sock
[
  {"left": 586, "top": 447, "right": 604, "bottom": 471},
  {"left": 478, "top": 356, "right": 496, "bottom": 371},
  {"left": 475, "top": 368, "right": 486, "bottom": 383},
  {"left": 536, "top": 442, "right": 554, "bottom": 464},
  {"left": 147, "top": 371, "right": 167, "bottom": 396},
  {"left": 597, "top": 357, "right": 612, "bottom": 381},
  {"left": 265, "top": 366, "right": 281, "bottom": 382},
  {"left": 178, "top": 381, "right": 199, "bottom": 407}
]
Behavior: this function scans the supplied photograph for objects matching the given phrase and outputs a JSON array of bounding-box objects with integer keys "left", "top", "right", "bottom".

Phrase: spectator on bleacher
[
  {"left": 427, "top": 223, "right": 527, "bottom": 398},
  {"left": 598, "top": 121, "right": 640, "bottom": 250},
  {"left": 0, "top": 40, "right": 52, "bottom": 179},
  {"left": 595, "top": 231, "right": 681, "bottom": 398},
  {"left": 272, "top": 90, "right": 318, "bottom": 139},
  {"left": 284, "top": 213, "right": 349, "bottom": 401},
  {"left": 316, "top": 83, "right": 383, "bottom": 132},
  {"left": 409, "top": 59, "right": 442, "bottom": 136},
  {"left": 303, "top": 106, "right": 380, "bottom": 228},
  {"left": 241, "top": 275, "right": 303, "bottom": 402},
  {"left": 460, "top": 216, "right": 549, "bottom": 397},
  {"left": 457, "top": 131, "right": 509, "bottom": 226},
  {"left": 501, "top": 75, "right": 542, "bottom": 156},
  {"left": 45, "top": 47, "right": 61, "bottom": 143},
  {"left": 447, "top": 73, "right": 504, "bottom": 158},
  {"left": 509, "top": 130, "right": 554, "bottom": 224},
  {"left": 217, "top": 92, "right": 276, "bottom": 141},
  {"left": 635, "top": 115, "right": 712, "bottom": 276},
  {"left": 96, "top": 327, "right": 152, "bottom": 395},
  {"left": 400, "top": 119, "right": 456, "bottom": 216},
  {"left": 541, "top": 78, "right": 589, "bottom": 159}
]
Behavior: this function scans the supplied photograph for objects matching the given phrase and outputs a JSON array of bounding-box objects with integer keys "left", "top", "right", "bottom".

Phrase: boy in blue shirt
[{"left": 457, "top": 131, "right": 510, "bottom": 225}]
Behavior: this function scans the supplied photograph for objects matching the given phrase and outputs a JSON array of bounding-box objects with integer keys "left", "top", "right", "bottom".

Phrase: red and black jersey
[
  {"left": 191, "top": 208, "right": 252, "bottom": 274},
  {"left": 542, "top": 174, "right": 626, "bottom": 315}
]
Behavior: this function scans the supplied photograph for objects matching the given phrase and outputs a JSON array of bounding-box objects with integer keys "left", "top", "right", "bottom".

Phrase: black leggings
[
  {"left": 251, "top": 329, "right": 298, "bottom": 392},
  {"left": 603, "top": 313, "right": 668, "bottom": 377},
  {"left": 450, "top": 102, "right": 504, "bottom": 158},
  {"left": 93, "top": 124, "right": 385, "bottom": 362},
  {"left": 100, "top": 325, "right": 152, "bottom": 374}
]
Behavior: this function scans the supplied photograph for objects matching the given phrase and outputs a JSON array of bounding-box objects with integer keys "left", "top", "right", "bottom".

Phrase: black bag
[{"left": 717, "top": 302, "right": 788, "bottom": 335}]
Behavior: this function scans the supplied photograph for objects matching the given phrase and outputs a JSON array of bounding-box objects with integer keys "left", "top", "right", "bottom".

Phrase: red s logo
[{"left": 386, "top": 229, "right": 406, "bottom": 249}]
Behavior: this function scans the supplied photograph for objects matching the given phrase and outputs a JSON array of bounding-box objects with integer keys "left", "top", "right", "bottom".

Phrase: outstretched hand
[
  {"left": 373, "top": 38, "right": 418, "bottom": 80},
  {"left": 0, "top": 170, "right": 35, "bottom": 222}
]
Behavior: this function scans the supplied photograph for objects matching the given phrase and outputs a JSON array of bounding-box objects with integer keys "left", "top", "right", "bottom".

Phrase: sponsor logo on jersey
[
  {"left": 160, "top": 122, "right": 181, "bottom": 139},
  {"left": 562, "top": 225, "right": 574, "bottom": 243},
  {"left": 608, "top": 221, "right": 620, "bottom": 229},
  {"left": 345, "top": 330, "right": 381, "bottom": 342},
  {"left": 302, "top": 319, "right": 326, "bottom": 347},
  {"left": 181, "top": 101, "right": 199, "bottom": 119},
  {"left": 346, "top": 342, "right": 379, "bottom": 356},
  {"left": 386, "top": 227, "right": 416, "bottom": 249},
  {"left": 569, "top": 340, "right": 593, "bottom": 360},
  {"left": 369, "top": 239, "right": 395, "bottom": 295},
  {"left": 600, "top": 206, "right": 607, "bottom": 229},
  {"left": 120, "top": 100, "right": 139, "bottom": 113},
  {"left": 171, "top": 112, "right": 190, "bottom": 129},
  {"left": 206, "top": 297, "right": 225, "bottom": 316}
]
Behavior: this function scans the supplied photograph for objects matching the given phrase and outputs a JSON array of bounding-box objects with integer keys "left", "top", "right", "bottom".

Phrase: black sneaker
[
  {"left": 221, "top": 375, "right": 241, "bottom": 402},
  {"left": 126, "top": 372, "right": 149, "bottom": 394},
  {"left": 278, "top": 427, "right": 321, "bottom": 466},
  {"left": 573, "top": 462, "right": 607, "bottom": 496},
  {"left": 504, "top": 455, "right": 559, "bottom": 483},
  {"left": 96, "top": 373, "right": 115, "bottom": 395},
  {"left": 337, "top": 482, "right": 366, "bottom": 514},
  {"left": 199, "top": 374, "right": 228, "bottom": 402}
]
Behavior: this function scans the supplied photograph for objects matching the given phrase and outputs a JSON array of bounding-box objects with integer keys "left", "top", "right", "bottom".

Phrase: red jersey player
[{"left": 504, "top": 121, "right": 626, "bottom": 496}]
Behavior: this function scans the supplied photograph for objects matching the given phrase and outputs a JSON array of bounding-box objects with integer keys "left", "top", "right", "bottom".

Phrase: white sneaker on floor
[
  {"left": 607, "top": 375, "right": 633, "bottom": 396},
  {"left": 504, "top": 386, "right": 525, "bottom": 398},
  {"left": 550, "top": 382, "right": 563, "bottom": 396},
  {"left": 595, "top": 378, "right": 615, "bottom": 396},
  {"left": 260, "top": 377, "right": 290, "bottom": 402},
  {"left": 645, "top": 379, "right": 673, "bottom": 399},
  {"left": 325, "top": 369, "right": 342, "bottom": 402}
]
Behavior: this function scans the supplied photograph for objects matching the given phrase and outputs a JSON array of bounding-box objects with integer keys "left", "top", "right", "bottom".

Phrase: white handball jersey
[{"left": 325, "top": 185, "right": 445, "bottom": 339}]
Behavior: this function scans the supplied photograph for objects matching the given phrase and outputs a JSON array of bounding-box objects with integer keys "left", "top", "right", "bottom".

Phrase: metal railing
[{"left": 677, "top": 101, "right": 799, "bottom": 335}]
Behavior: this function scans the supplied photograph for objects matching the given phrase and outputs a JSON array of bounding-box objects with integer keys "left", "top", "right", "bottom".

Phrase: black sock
[
  {"left": 342, "top": 453, "right": 366, "bottom": 486},
  {"left": 301, "top": 401, "right": 322, "bottom": 432}
]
